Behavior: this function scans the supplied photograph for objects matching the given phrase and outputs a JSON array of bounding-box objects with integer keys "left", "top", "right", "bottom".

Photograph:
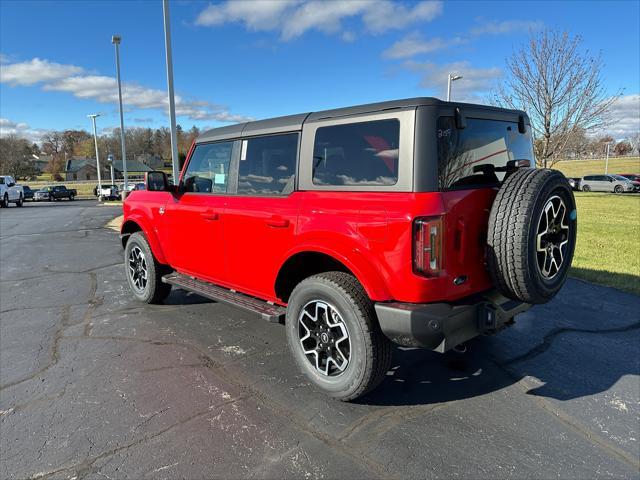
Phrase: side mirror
[
  {"left": 146, "top": 171, "right": 170, "bottom": 192},
  {"left": 8, "top": 182, "right": 15, "bottom": 187}
]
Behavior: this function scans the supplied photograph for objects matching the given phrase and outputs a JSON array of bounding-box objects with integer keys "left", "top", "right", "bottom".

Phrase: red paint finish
[{"left": 123, "top": 184, "right": 498, "bottom": 306}]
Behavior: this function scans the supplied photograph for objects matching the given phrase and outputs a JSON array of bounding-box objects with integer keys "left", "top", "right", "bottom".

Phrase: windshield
[
  {"left": 612, "top": 175, "right": 629, "bottom": 181},
  {"left": 436, "top": 117, "right": 534, "bottom": 190}
]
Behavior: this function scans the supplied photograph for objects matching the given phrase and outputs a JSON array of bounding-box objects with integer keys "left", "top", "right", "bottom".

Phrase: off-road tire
[
  {"left": 582, "top": 184, "right": 591, "bottom": 192},
  {"left": 487, "top": 168, "right": 577, "bottom": 305},
  {"left": 16, "top": 194, "right": 23, "bottom": 207},
  {"left": 285, "top": 271, "right": 392, "bottom": 401},
  {"left": 124, "top": 232, "right": 172, "bottom": 304}
]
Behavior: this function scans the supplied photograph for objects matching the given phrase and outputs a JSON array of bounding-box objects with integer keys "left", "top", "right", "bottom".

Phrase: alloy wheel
[
  {"left": 128, "top": 245, "right": 148, "bottom": 293},
  {"left": 535, "top": 195, "right": 570, "bottom": 279},
  {"left": 298, "top": 300, "right": 351, "bottom": 377}
]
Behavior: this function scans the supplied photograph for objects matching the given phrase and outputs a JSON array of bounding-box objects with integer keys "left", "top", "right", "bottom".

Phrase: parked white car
[{"left": 0, "top": 175, "right": 24, "bottom": 207}]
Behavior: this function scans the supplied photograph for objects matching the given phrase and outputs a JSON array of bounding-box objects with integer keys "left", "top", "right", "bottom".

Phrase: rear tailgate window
[{"left": 437, "top": 117, "right": 534, "bottom": 190}]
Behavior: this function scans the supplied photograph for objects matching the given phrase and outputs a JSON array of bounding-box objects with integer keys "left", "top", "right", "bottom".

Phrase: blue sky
[{"left": 1, "top": 0, "right": 639, "bottom": 141}]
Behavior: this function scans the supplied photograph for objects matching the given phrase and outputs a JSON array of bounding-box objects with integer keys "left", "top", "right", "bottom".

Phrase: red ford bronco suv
[{"left": 121, "top": 98, "right": 576, "bottom": 401}]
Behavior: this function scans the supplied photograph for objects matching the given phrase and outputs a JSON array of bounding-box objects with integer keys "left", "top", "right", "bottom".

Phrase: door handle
[
  {"left": 201, "top": 212, "right": 220, "bottom": 221},
  {"left": 266, "top": 218, "right": 290, "bottom": 228}
]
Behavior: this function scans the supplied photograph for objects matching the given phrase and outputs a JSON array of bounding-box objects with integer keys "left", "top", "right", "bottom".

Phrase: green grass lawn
[
  {"left": 571, "top": 191, "right": 640, "bottom": 295},
  {"left": 552, "top": 157, "right": 640, "bottom": 178}
]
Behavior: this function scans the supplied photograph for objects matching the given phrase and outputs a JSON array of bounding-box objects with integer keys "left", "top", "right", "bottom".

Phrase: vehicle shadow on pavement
[
  {"left": 163, "top": 289, "right": 216, "bottom": 306},
  {"left": 357, "top": 341, "right": 515, "bottom": 406},
  {"left": 357, "top": 322, "right": 639, "bottom": 407}
]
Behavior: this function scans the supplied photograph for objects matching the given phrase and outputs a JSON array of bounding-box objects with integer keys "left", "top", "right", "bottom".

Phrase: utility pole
[
  {"left": 162, "top": 0, "right": 180, "bottom": 183},
  {"left": 604, "top": 142, "right": 611, "bottom": 174},
  {"left": 88, "top": 114, "right": 103, "bottom": 200},
  {"left": 112, "top": 35, "right": 128, "bottom": 195}
]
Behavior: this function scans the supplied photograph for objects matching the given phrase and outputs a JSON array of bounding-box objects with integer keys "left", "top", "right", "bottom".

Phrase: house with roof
[{"left": 65, "top": 157, "right": 153, "bottom": 181}]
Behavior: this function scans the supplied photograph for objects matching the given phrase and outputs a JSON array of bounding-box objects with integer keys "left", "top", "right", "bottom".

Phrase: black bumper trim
[{"left": 374, "top": 290, "right": 531, "bottom": 352}]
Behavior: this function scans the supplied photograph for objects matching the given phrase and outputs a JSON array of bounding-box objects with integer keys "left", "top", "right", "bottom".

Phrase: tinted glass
[
  {"left": 183, "top": 142, "right": 233, "bottom": 193},
  {"left": 237, "top": 133, "right": 298, "bottom": 195},
  {"left": 313, "top": 119, "right": 400, "bottom": 186},
  {"left": 437, "top": 117, "right": 535, "bottom": 190},
  {"left": 0, "top": 178, "right": 4, "bottom": 184},
  {"left": 584, "top": 176, "right": 595, "bottom": 180}
]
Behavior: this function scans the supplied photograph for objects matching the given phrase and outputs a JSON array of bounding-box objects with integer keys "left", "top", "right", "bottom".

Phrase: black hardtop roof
[{"left": 196, "top": 97, "right": 527, "bottom": 144}]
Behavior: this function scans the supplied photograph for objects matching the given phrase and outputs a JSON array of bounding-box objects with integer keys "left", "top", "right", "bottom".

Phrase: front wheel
[
  {"left": 69, "top": 194, "right": 75, "bottom": 201},
  {"left": 124, "top": 232, "right": 172, "bottom": 304},
  {"left": 614, "top": 185, "right": 623, "bottom": 194},
  {"left": 1, "top": 194, "right": 8, "bottom": 208},
  {"left": 16, "top": 195, "right": 23, "bottom": 207},
  {"left": 285, "top": 272, "right": 392, "bottom": 401}
]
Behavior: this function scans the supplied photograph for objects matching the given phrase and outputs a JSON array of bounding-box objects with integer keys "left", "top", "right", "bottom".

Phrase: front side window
[
  {"left": 182, "top": 141, "right": 233, "bottom": 193},
  {"left": 437, "top": 117, "right": 534, "bottom": 190},
  {"left": 237, "top": 133, "right": 298, "bottom": 195},
  {"left": 313, "top": 119, "right": 400, "bottom": 186}
]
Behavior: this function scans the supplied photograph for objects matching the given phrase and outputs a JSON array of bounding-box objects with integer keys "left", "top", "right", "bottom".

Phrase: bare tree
[
  {"left": 0, "top": 135, "right": 37, "bottom": 179},
  {"left": 496, "top": 30, "right": 619, "bottom": 167}
]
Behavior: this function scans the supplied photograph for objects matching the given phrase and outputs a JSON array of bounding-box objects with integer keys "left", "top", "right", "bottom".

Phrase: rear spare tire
[{"left": 487, "top": 168, "right": 577, "bottom": 304}]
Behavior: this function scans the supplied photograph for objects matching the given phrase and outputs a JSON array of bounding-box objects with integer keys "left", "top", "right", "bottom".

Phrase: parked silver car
[{"left": 581, "top": 174, "right": 635, "bottom": 193}]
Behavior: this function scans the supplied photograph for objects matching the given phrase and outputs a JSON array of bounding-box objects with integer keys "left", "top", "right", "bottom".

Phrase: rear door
[
  {"left": 162, "top": 141, "right": 235, "bottom": 282},
  {"left": 223, "top": 133, "right": 301, "bottom": 301}
]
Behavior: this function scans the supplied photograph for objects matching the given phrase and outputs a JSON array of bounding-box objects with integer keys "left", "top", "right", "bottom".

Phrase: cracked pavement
[{"left": 1, "top": 201, "right": 638, "bottom": 479}]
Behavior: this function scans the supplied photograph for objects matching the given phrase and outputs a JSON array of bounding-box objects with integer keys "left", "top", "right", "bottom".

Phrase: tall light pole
[
  {"left": 88, "top": 114, "right": 103, "bottom": 200},
  {"left": 162, "top": 0, "right": 180, "bottom": 183},
  {"left": 605, "top": 142, "right": 611, "bottom": 174},
  {"left": 112, "top": 34, "right": 128, "bottom": 195},
  {"left": 447, "top": 74, "right": 463, "bottom": 101}
]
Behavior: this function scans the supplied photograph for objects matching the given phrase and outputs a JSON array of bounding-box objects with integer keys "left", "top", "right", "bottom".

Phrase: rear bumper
[{"left": 374, "top": 290, "right": 531, "bottom": 352}]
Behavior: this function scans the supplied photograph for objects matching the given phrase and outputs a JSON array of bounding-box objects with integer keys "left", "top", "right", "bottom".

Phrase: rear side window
[
  {"left": 238, "top": 133, "right": 298, "bottom": 195},
  {"left": 436, "top": 117, "right": 534, "bottom": 190},
  {"left": 183, "top": 141, "right": 233, "bottom": 193},
  {"left": 313, "top": 119, "right": 399, "bottom": 186}
]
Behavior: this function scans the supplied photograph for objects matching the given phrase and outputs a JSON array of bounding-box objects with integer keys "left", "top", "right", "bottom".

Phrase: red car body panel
[{"left": 123, "top": 185, "right": 497, "bottom": 306}]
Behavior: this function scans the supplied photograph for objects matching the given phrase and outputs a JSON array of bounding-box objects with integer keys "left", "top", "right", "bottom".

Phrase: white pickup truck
[{"left": 0, "top": 175, "right": 24, "bottom": 208}]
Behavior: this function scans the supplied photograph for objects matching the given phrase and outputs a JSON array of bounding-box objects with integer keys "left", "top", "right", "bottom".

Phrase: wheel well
[
  {"left": 120, "top": 220, "right": 142, "bottom": 248},
  {"left": 275, "top": 252, "right": 354, "bottom": 303}
]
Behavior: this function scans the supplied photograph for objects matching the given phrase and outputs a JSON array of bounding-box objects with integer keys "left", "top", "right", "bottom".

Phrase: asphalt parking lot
[{"left": 1, "top": 201, "right": 638, "bottom": 479}]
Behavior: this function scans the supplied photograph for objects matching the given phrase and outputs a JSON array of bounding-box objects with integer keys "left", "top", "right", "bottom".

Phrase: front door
[
  {"left": 223, "top": 133, "right": 301, "bottom": 302},
  {"left": 163, "top": 141, "right": 235, "bottom": 283}
]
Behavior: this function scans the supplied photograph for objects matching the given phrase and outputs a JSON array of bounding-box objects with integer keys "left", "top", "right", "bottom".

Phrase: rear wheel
[
  {"left": 487, "top": 168, "right": 577, "bottom": 304},
  {"left": 285, "top": 272, "right": 392, "bottom": 401},
  {"left": 582, "top": 184, "right": 591, "bottom": 192},
  {"left": 69, "top": 194, "right": 75, "bottom": 201},
  {"left": 16, "top": 194, "right": 23, "bottom": 207},
  {"left": 124, "top": 232, "right": 172, "bottom": 304}
]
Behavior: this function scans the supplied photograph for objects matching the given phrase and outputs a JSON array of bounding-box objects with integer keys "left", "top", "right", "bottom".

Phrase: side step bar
[{"left": 162, "top": 272, "right": 286, "bottom": 323}]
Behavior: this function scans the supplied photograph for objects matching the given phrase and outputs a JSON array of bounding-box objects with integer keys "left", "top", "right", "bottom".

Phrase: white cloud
[
  {"left": 0, "top": 118, "right": 47, "bottom": 142},
  {"left": 471, "top": 19, "right": 543, "bottom": 36},
  {"left": 1, "top": 57, "right": 251, "bottom": 123},
  {"left": 0, "top": 58, "right": 84, "bottom": 86},
  {"left": 603, "top": 94, "right": 640, "bottom": 139},
  {"left": 404, "top": 60, "right": 502, "bottom": 103},
  {"left": 195, "top": 0, "right": 443, "bottom": 40},
  {"left": 382, "top": 32, "right": 462, "bottom": 59}
]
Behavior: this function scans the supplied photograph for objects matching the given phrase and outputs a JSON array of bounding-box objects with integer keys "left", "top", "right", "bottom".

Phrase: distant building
[
  {"left": 32, "top": 155, "right": 52, "bottom": 174},
  {"left": 65, "top": 157, "right": 153, "bottom": 181}
]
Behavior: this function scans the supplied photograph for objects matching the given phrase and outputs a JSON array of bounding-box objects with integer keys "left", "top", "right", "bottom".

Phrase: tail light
[{"left": 413, "top": 216, "right": 443, "bottom": 277}]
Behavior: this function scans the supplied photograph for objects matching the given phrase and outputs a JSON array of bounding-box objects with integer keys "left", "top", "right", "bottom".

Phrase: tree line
[{"left": 0, "top": 125, "right": 202, "bottom": 180}]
